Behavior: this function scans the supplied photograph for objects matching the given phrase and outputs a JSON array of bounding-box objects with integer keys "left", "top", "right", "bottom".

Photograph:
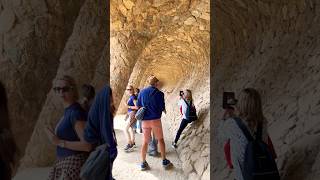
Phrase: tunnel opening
[{"left": 110, "top": 0, "right": 210, "bottom": 179}]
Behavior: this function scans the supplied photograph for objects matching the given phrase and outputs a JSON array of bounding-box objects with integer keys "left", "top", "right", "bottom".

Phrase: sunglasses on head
[{"left": 53, "top": 86, "right": 72, "bottom": 93}]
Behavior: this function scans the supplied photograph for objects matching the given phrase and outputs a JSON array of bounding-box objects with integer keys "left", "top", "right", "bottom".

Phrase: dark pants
[{"left": 174, "top": 119, "right": 190, "bottom": 144}]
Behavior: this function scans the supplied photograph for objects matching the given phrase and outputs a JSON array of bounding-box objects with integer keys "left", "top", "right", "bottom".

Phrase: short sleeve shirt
[
  {"left": 127, "top": 95, "right": 136, "bottom": 113},
  {"left": 55, "top": 103, "right": 87, "bottom": 158}
]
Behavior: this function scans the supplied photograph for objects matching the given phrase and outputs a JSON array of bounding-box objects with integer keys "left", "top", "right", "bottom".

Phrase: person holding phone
[
  {"left": 172, "top": 89, "right": 196, "bottom": 149},
  {"left": 45, "top": 75, "right": 92, "bottom": 180},
  {"left": 219, "top": 88, "right": 278, "bottom": 180}
]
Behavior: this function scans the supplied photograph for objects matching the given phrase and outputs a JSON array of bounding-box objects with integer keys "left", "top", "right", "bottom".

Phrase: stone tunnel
[
  {"left": 0, "top": 0, "right": 209, "bottom": 179},
  {"left": 0, "top": 0, "right": 319, "bottom": 179},
  {"left": 110, "top": 0, "right": 210, "bottom": 179},
  {"left": 212, "top": 0, "right": 320, "bottom": 180}
]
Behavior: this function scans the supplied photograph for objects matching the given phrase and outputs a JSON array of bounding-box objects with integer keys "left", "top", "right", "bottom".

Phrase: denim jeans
[{"left": 174, "top": 119, "right": 190, "bottom": 144}]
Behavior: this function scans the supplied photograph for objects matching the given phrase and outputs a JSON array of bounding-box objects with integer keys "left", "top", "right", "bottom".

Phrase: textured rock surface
[
  {"left": 111, "top": 0, "right": 210, "bottom": 178},
  {"left": 2, "top": 0, "right": 209, "bottom": 178},
  {"left": 19, "top": 0, "right": 109, "bottom": 168},
  {"left": 212, "top": 1, "right": 320, "bottom": 180},
  {"left": 0, "top": 0, "right": 85, "bottom": 157}
]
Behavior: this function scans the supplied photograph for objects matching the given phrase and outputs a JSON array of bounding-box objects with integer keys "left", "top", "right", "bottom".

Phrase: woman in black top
[{"left": 0, "top": 81, "right": 18, "bottom": 180}]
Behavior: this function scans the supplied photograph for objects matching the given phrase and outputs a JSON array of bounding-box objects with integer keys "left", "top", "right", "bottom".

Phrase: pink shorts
[{"left": 142, "top": 119, "right": 163, "bottom": 143}]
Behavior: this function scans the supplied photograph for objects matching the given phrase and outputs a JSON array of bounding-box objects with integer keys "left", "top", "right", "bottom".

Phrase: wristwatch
[{"left": 58, "top": 140, "right": 65, "bottom": 148}]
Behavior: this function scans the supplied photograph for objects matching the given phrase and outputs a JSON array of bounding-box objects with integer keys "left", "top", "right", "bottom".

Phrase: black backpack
[
  {"left": 234, "top": 118, "right": 280, "bottom": 180},
  {"left": 184, "top": 99, "right": 198, "bottom": 122}
]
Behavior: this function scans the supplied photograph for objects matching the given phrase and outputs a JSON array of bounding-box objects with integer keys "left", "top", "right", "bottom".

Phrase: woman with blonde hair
[
  {"left": 123, "top": 85, "right": 138, "bottom": 152},
  {"left": 220, "top": 88, "right": 278, "bottom": 180},
  {"left": 172, "top": 89, "right": 197, "bottom": 149},
  {"left": 45, "top": 75, "right": 92, "bottom": 180}
]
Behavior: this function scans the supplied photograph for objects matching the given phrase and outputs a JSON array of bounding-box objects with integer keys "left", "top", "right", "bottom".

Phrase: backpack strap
[
  {"left": 183, "top": 99, "right": 193, "bottom": 108},
  {"left": 183, "top": 99, "right": 189, "bottom": 107},
  {"left": 233, "top": 117, "right": 254, "bottom": 142}
]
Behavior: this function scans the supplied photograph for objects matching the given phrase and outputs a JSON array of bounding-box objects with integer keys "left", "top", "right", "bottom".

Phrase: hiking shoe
[
  {"left": 124, "top": 144, "right": 133, "bottom": 152},
  {"left": 162, "top": 159, "right": 173, "bottom": 169},
  {"left": 140, "top": 161, "right": 150, "bottom": 171},
  {"left": 171, "top": 142, "right": 178, "bottom": 149}
]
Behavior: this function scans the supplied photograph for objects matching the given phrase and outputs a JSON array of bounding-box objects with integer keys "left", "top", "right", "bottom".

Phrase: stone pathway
[
  {"left": 14, "top": 115, "right": 186, "bottom": 180},
  {"left": 112, "top": 115, "right": 186, "bottom": 180}
]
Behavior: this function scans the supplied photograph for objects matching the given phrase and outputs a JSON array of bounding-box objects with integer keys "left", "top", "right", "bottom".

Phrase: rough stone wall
[
  {"left": 19, "top": 0, "right": 109, "bottom": 168},
  {"left": 0, "top": 0, "right": 85, "bottom": 156},
  {"left": 111, "top": 0, "right": 210, "bottom": 179},
  {"left": 212, "top": 1, "right": 320, "bottom": 180}
]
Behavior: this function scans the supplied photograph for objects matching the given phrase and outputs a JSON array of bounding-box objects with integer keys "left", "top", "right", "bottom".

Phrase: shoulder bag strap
[
  {"left": 233, "top": 117, "right": 254, "bottom": 142},
  {"left": 183, "top": 99, "right": 191, "bottom": 108}
]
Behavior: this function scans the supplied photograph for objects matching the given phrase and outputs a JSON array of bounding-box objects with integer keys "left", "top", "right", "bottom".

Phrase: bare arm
[
  {"left": 46, "top": 121, "right": 93, "bottom": 152},
  {"left": 128, "top": 99, "right": 139, "bottom": 110},
  {"left": 128, "top": 105, "right": 139, "bottom": 110}
]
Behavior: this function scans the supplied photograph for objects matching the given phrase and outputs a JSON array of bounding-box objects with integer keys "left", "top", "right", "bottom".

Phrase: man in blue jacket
[{"left": 137, "top": 75, "right": 172, "bottom": 170}]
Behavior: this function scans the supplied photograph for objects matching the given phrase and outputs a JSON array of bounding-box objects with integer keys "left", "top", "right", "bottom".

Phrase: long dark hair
[
  {"left": 81, "top": 84, "right": 96, "bottom": 111},
  {"left": 81, "top": 84, "right": 95, "bottom": 100},
  {"left": 0, "top": 82, "right": 18, "bottom": 180}
]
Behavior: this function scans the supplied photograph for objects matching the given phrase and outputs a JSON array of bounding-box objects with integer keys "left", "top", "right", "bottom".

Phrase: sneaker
[
  {"left": 140, "top": 161, "right": 150, "bottom": 171},
  {"left": 132, "top": 142, "right": 137, "bottom": 148},
  {"left": 124, "top": 144, "right": 133, "bottom": 152},
  {"left": 171, "top": 142, "right": 178, "bottom": 149},
  {"left": 162, "top": 159, "right": 173, "bottom": 169}
]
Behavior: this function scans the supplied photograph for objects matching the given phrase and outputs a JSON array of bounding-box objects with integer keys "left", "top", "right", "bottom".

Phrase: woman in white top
[
  {"left": 172, "top": 89, "right": 195, "bottom": 149},
  {"left": 218, "top": 88, "right": 274, "bottom": 180}
]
